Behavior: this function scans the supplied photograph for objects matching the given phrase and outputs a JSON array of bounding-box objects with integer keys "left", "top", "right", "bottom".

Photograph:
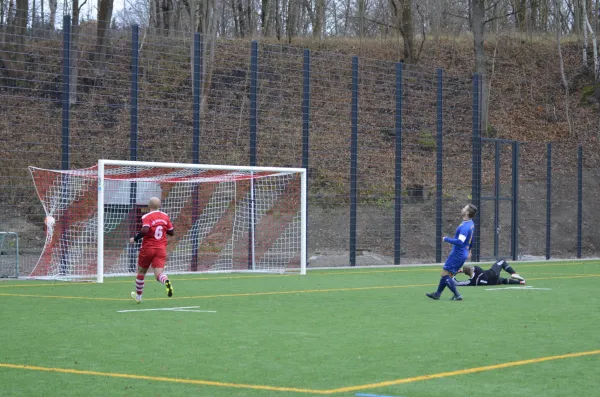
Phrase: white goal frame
[{"left": 97, "top": 159, "right": 307, "bottom": 283}]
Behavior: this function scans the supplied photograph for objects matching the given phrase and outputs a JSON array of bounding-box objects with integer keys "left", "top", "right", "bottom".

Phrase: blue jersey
[{"left": 445, "top": 220, "right": 475, "bottom": 258}]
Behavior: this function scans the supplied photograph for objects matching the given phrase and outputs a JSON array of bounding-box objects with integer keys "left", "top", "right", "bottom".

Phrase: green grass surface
[{"left": 0, "top": 261, "right": 599, "bottom": 397}]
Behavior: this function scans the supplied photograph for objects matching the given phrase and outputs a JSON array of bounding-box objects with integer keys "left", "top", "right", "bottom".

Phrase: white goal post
[{"left": 29, "top": 160, "right": 307, "bottom": 282}]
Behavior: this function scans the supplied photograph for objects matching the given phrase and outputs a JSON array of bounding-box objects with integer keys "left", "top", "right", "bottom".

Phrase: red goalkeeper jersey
[{"left": 140, "top": 211, "right": 173, "bottom": 250}]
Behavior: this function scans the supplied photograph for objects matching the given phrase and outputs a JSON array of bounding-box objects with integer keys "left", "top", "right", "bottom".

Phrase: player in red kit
[{"left": 129, "top": 197, "right": 174, "bottom": 303}]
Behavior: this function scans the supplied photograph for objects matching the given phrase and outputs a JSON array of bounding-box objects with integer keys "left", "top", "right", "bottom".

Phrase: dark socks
[
  {"left": 505, "top": 265, "right": 516, "bottom": 275},
  {"left": 500, "top": 260, "right": 517, "bottom": 275},
  {"left": 435, "top": 277, "right": 447, "bottom": 296},
  {"left": 501, "top": 277, "right": 522, "bottom": 285},
  {"left": 444, "top": 275, "right": 460, "bottom": 297}
]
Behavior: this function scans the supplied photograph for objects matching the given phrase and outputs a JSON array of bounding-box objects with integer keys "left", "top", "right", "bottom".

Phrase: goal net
[{"left": 29, "top": 160, "right": 307, "bottom": 282}]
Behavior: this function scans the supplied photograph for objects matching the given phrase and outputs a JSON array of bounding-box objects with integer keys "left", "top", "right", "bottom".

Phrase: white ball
[{"left": 44, "top": 216, "right": 55, "bottom": 228}]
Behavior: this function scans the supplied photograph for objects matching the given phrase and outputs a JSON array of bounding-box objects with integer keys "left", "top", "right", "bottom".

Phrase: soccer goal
[{"left": 29, "top": 160, "right": 307, "bottom": 282}]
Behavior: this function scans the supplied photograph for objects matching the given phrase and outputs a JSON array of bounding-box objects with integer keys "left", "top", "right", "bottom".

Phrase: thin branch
[
  {"left": 485, "top": 0, "right": 503, "bottom": 12},
  {"left": 349, "top": 15, "right": 396, "bottom": 31},
  {"left": 442, "top": 10, "right": 469, "bottom": 21},
  {"left": 415, "top": 3, "right": 426, "bottom": 61},
  {"left": 484, "top": 9, "right": 520, "bottom": 26},
  {"left": 77, "top": 0, "right": 88, "bottom": 14}
]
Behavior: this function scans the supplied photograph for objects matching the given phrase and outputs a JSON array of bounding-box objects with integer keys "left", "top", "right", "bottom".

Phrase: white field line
[
  {"left": 117, "top": 306, "right": 216, "bottom": 313},
  {"left": 485, "top": 286, "right": 551, "bottom": 291}
]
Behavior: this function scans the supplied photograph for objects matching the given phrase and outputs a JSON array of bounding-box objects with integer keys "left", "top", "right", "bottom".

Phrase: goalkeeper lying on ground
[{"left": 453, "top": 259, "right": 526, "bottom": 287}]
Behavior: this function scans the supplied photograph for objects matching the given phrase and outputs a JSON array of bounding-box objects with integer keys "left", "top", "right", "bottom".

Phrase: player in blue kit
[{"left": 426, "top": 204, "right": 477, "bottom": 301}]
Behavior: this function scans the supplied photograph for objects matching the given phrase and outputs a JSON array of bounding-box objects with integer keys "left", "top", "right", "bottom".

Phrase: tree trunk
[
  {"left": 358, "top": 0, "right": 365, "bottom": 40},
  {"left": 530, "top": 0, "right": 538, "bottom": 31},
  {"left": 583, "top": 0, "right": 588, "bottom": 67},
  {"left": 32, "top": 0, "right": 36, "bottom": 29},
  {"left": 540, "top": 0, "right": 549, "bottom": 32},
  {"left": 261, "top": 0, "right": 270, "bottom": 35},
  {"left": 556, "top": 0, "right": 573, "bottom": 136},
  {"left": 574, "top": 0, "right": 581, "bottom": 35},
  {"left": 472, "top": 0, "right": 487, "bottom": 130},
  {"left": 93, "top": 0, "right": 113, "bottom": 76},
  {"left": 237, "top": 0, "right": 246, "bottom": 36},
  {"left": 287, "top": 0, "right": 296, "bottom": 43},
  {"left": 513, "top": 0, "right": 525, "bottom": 31},
  {"left": 313, "top": 0, "right": 324, "bottom": 38},
  {"left": 584, "top": 0, "right": 599, "bottom": 80},
  {"left": 389, "top": 0, "right": 415, "bottom": 62},
  {"left": 155, "top": 0, "right": 162, "bottom": 32},
  {"left": 247, "top": 0, "right": 253, "bottom": 34},
  {"left": 275, "top": 0, "right": 281, "bottom": 39},
  {"left": 69, "top": 0, "right": 80, "bottom": 105},
  {"left": 49, "top": 0, "right": 56, "bottom": 29},
  {"left": 343, "top": 0, "right": 350, "bottom": 35},
  {"left": 12, "top": 0, "right": 27, "bottom": 69}
]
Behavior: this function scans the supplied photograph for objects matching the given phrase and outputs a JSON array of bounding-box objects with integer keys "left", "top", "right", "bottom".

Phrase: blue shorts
[{"left": 443, "top": 255, "right": 467, "bottom": 275}]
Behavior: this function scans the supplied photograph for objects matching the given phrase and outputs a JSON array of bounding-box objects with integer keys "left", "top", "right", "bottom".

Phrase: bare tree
[
  {"left": 313, "top": 0, "right": 325, "bottom": 38},
  {"left": 49, "top": 0, "right": 57, "bottom": 28},
  {"left": 583, "top": 0, "right": 599, "bottom": 80},
  {"left": 69, "top": 0, "right": 86, "bottom": 105},
  {"left": 556, "top": 0, "right": 573, "bottom": 136},
  {"left": 583, "top": 0, "right": 588, "bottom": 67},
  {"left": 93, "top": 0, "right": 114, "bottom": 75},
  {"left": 389, "top": 0, "right": 416, "bottom": 62}
]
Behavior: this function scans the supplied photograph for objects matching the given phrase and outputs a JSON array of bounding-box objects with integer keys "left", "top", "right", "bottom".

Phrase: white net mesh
[{"left": 29, "top": 164, "right": 304, "bottom": 280}]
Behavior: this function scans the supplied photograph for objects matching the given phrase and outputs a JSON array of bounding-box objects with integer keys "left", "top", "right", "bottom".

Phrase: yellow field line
[
  {"left": 0, "top": 363, "right": 327, "bottom": 394},
  {"left": 143, "top": 283, "right": 436, "bottom": 301},
  {"left": 0, "top": 284, "right": 437, "bottom": 302},
  {"left": 0, "top": 293, "right": 129, "bottom": 301},
  {"left": 325, "top": 349, "right": 600, "bottom": 394},
  {"left": 0, "top": 274, "right": 599, "bottom": 301},
  {"left": 0, "top": 274, "right": 291, "bottom": 288},
  {"left": 2, "top": 349, "right": 599, "bottom": 394},
  {"left": 1, "top": 261, "right": 597, "bottom": 289}
]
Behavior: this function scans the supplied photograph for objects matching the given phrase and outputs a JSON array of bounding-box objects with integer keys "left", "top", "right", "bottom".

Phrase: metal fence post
[
  {"left": 546, "top": 143, "right": 552, "bottom": 260},
  {"left": 193, "top": 33, "right": 202, "bottom": 165},
  {"left": 394, "top": 62, "right": 403, "bottom": 266},
  {"left": 60, "top": 14, "right": 72, "bottom": 276},
  {"left": 471, "top": 73, "right": 481, "bottom": 262},
  {"left": 61, "top": 14, "right": 71, "bottom": 171},
  {"left": 191, "top": 32, "right": 202, "bottom": 272},
  {"left": 130, "top": 25, "right": 139, "bottom": 162},
  {"left": 349, "top": 56, "right": 359, "bottom": 267},
  {"left": 577, "top": 146, "right": 583, "bottom": 258},
  {"left": 435, "top": 68, "right": 443, "bottom": 263},
  {"left": 302, "top": 49, "right": 311, "bottom": 266},
  {"left": 248, "top": 41, "right": 258, "bottom": 270},
  {"left": 128, "top": 24, "right": 140, "bottom": 272},
  {"left": 250, "top": 41, "right": 258, "bottom": 167},
  {"left": 302, "top": 49, "right": 310, "bottom": 171},
  {"left": 512, "top": 141, "right": 519, "bottom": 261},
  {"left": 494, "top": 140, "right": 500, "bottom": 258}
]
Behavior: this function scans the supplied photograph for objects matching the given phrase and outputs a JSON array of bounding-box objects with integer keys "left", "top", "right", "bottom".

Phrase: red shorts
[{"left": 138, "top": 247, "right": 167, "bottom": 269}]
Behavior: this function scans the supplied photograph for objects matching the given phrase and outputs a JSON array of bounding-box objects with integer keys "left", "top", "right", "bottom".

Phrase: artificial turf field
[{"left": 0, "top": 260, "right": 598, "bottom": 397}]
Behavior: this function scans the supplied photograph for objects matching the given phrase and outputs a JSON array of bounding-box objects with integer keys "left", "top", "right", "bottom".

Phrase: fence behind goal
[{"left": 1, "top": 17, "right": 600, "bottom": 278}]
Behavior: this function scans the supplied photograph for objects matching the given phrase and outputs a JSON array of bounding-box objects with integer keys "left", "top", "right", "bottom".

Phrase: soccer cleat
[
  {"left": 426, "top": 292, "right": 440, "bottom": 300},
  {"left": 450, "top": 295, "right": 463, "bottom": 301},
  {"left": 519, "top": 280, "right": 526, "bottom": 285},
  {"left": 511, "top": 273, "right": 525, "bottom": 281},
  {"left": 165, "top": 279, "right": 173, "bottom": 297},
  {"left": 131, "top": 291, "right": 142, "bottom": 303}
]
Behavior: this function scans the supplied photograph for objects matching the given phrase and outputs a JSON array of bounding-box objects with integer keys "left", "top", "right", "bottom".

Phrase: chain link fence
[{"left": 1, "top": 19, "right": 599, "bottom": 277}]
